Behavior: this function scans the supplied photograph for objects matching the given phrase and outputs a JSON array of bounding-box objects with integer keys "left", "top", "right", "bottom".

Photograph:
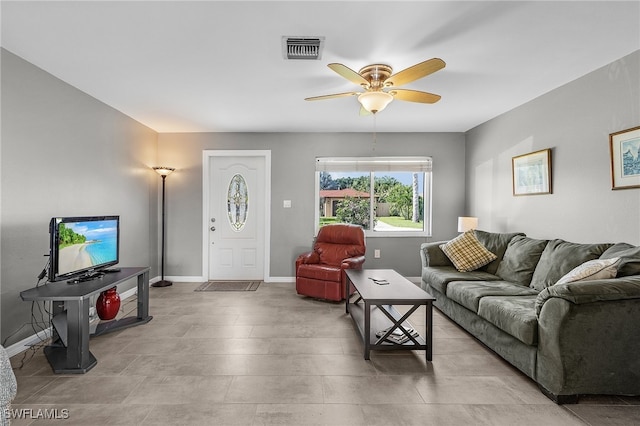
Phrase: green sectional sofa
[{"left": 419, "top": 230, "right": 640, "bottom": 403}]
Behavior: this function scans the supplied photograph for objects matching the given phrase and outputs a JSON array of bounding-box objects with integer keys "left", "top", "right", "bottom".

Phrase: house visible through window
[{"left": 315, "top": 157, "right": 432, "bottom": 237}]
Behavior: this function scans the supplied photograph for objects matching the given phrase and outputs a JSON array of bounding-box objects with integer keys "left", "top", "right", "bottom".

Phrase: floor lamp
[{"left": 152, "top": 166, "right": 175, "bottom": 287}]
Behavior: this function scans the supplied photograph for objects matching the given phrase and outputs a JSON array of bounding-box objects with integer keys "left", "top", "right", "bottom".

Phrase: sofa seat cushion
[
  {"left": 297, "top": 263, "right": 341, "bottom": 282},
  {"left": 446, "top": 281, "right": 539, "bottom": 313},
  {"left": 423, "top": 266, "right": 500, "bottom": 294},
  {"left": 477, "top": 296, "right": 539, "bottom": 345},
  {"left": 529, "top": 239, "right": 613, "bottom": 291}
]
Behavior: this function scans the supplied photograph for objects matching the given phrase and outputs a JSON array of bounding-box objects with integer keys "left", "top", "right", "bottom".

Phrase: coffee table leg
[
  {"left": 364, "top": 300, "right": 371, "bottom": 360},
  {"left": 426, "top": 301, "right": 433, "bottom": 361}
]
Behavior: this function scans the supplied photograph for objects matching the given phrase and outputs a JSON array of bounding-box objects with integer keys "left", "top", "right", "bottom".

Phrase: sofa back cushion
[
  {"left": 474, "top": 230, "right": 526, "bottom": 274},
  {"left": 529, "top": 239, "right": 613, "bottom": 291},
  {"left": 496, "top": 236, "right": 549, "bottom": 286},
  {"left": 600, "top": 243, "right": 640, "bottom": 277}
]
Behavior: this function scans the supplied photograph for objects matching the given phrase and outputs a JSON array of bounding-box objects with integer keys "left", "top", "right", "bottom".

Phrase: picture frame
[
  {"left": 512, "top": 149, "right": 552, "bottom": 196},
  {"left": 609, "top": 126, "right": 640, "bottom": 190}
]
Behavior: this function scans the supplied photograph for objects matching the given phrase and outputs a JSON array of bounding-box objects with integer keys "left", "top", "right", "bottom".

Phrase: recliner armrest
[
  {"left": 341, "top": 255, "right": 366, "bottom": 270},
  {"left": 295, "top": 251, "right": 320, "bottom": 269}
]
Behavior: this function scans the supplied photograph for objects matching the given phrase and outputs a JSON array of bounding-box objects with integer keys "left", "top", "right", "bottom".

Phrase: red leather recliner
[{"left": 295, "top": 223, "right": 366, "bottom": 301}]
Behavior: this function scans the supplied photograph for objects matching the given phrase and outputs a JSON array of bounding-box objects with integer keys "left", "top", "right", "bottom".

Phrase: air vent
[{"left": 282, "top": 36, "right": 324, "bottom": 60}]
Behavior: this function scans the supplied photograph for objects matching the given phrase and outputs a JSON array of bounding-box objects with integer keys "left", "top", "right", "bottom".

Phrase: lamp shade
[
  {"left": 153, "top": 166, "right": 175, "bottom": 177},
  {"left": 358, "top": 91, "right": 393, "bottom": 114},
  {"left": 457, "top": 216, "right": 478, "bottom": 233}
]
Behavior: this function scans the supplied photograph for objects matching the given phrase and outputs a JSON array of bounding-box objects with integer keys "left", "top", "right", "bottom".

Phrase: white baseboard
[
  {"left": 158, "top": 275, "right": 296, "bottom": 283},
  {"left": 265, "top": 276, "right": 295, "bottom": 283},
  {"left": 5, "top": 328, "right": 53, "bottom": 358},
  {"left": 162, "top": 275, "right": 206, "bottom": 283}
]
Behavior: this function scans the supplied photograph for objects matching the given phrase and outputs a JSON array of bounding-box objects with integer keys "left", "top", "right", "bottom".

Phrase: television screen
[{"left": 49, "top": 216, "right": 120, "bottom": 282}]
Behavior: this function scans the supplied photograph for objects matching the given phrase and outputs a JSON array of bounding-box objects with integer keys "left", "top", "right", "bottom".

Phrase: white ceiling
[{"left": 2, "top": 1, "right": 639, "bottom": 133}]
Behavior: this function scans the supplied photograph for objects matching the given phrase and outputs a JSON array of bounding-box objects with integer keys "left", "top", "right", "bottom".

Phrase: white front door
[{"left": 204, "top": 151, "right": 270, "bottom": 281}]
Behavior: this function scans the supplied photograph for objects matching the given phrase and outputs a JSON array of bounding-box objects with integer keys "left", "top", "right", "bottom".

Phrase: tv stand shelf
[{"left": 20, "top": 267, "right": 152, "bottom": 374}]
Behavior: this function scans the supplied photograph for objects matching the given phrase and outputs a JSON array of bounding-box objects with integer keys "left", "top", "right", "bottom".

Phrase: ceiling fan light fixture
[{"left": 358, "top": 91, "right": 393, "bottom": 114}]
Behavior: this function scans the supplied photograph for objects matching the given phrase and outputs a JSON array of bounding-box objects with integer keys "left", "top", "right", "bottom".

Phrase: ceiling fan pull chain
[{"left": 372, "top": 114, "right": 377, "bottom": 152}]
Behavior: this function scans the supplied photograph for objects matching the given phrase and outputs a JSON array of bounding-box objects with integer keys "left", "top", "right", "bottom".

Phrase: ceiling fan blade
[
  {"left": 384, "top": 58, "right": 446, "bottom": 87},
  {"left": 390, "top": 89, "right": 441, "bottom": 104},
  {"left": 328, "top": 63, "right": 370, "bottom": 87},
  {"left": 305, "top": 92, "right": 359, "bottom": 101},
  {"left": 359, "top": 105, "right": 371, "bottom": 116}
]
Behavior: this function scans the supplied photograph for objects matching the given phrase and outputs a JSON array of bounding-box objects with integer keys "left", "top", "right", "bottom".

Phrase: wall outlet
[
  {"left": 283, "top": 200, "right": 292, "bottom": 208},
  {"left": 374, "top": 249, "right": 381, "bottom": 258}
]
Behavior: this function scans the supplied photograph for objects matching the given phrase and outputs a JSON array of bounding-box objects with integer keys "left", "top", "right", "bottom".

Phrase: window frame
[{"left": 314, "top": 157, "right": 433, "bottom": 238}]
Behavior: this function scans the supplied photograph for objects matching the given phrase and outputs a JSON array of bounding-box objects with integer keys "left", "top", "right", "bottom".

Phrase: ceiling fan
[{"left": 305, "top": 58, "right": 445, "bottom": 114}]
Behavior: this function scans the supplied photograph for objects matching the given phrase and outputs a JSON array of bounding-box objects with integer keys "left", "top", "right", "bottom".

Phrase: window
[{"left": 315, "top": 157, "right": 432, "bottom": 237}]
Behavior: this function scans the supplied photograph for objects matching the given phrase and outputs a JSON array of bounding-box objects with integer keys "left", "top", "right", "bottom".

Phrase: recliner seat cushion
[
  {"left": 297, "top": 263, "right": 341, "bottom": 282},
  {"left": 447, "top": 280, "right": 539, "bottom": 313},
  {"left": 477, "top": 296, "right": 539, "bottom": 345}
]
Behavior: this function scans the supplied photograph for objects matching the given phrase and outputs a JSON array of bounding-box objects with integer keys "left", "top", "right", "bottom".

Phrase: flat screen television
[{"left": 48, "top": 215, "right": 120, "bottom": 282}]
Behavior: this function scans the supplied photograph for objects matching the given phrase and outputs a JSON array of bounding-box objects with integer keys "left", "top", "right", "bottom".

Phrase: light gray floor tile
[
  {"left": 225, "top": 376, "right": 324, "bottom": 404},
  {"left": 9, "top": 281, "right": 639, "bottom": 426}
]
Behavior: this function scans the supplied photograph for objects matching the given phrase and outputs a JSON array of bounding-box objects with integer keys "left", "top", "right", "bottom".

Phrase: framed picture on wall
[
  {"left": 512, "top": 149, "right": 552, "bottom": 196},
  {"left": 609, "top": 126, "right": 640, "bottom": 190}
]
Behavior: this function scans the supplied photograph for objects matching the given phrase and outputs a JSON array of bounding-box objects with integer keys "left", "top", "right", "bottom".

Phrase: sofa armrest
[
  {"left": 536, "top": 286, "right": 640, "bottom": 397},
  {"left": 0, "top": 345, "right": 17, "bottom": 409},
  {"left": 420, "top": 241, "right": 453, "bottom": 268},
  {"left": 341, "top": 255, "right": 366, "bottom": 270},
  {"left": 535, "top": 275, "right": 640, "bottom": 316}
]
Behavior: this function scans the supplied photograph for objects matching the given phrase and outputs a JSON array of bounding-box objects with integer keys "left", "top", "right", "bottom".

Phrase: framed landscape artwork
[
  {"left": 609, "top": 126, "right": 640, "bottom": 190},
  {"left": 512, "top": 149, "right": 552, "bottom": 196}
]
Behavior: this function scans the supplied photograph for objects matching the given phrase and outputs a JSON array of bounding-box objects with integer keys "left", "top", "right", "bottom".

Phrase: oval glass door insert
[{"left": 227, "top": 173, "right": 248, "bottom": 231}]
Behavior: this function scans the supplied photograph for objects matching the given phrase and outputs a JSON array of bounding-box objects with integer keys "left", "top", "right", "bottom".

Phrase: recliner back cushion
[
  {"left": 316, "top": 243, "right": 365, "bottom": 266},
  {"left": 313, "top": 224, "right": 366, "bottom": 266},
  {"left": 496, "top": 236, "right": 549, "bottom": 286},
  {"left": 474, "top": 230, "right": 526, "bottom": 274},
  {"left": 529, "top": 239, "right": 613, "bottom": 291}
]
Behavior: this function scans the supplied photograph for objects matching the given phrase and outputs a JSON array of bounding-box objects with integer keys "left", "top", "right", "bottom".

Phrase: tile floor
[{"left": 9, "top": 281, "right": 640, "bottom": 425}]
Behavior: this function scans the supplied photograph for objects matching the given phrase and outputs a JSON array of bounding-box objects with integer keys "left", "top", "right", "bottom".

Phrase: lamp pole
[{"left": 152, "top": 166, "right": 175, "bottom": 287}]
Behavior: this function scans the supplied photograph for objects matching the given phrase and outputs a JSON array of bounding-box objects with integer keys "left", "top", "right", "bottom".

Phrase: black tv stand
[{"left": 20, "top": 267, "right": 152, "bottom": 374}]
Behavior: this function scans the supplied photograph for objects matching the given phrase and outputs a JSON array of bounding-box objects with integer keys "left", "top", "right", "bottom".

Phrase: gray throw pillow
[
  {"left": 473, "top": 230, "right": 526, "bottom": 275},
  {"left": 496, "top": 236, "right": 549, "bottom": 286},
  {"left": 529, "top": 239, "right": 613, "bottom": 291},
  {"left": 600, "top": 243, "right": 640, "bottom": 277}
]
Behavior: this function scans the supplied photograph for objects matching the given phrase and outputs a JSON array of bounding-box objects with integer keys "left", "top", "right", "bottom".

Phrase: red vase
[{"left": 96, "top": 287, "right": 121, "bottom": 320}]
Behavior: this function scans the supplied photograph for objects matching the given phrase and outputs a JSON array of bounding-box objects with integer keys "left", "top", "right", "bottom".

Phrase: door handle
[{"left": 210, "top": 226, "right": 216, "bottom": 232}]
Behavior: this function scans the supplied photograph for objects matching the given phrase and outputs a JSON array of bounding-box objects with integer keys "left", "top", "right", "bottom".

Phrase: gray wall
[
  {"left": 158, "top": 132, "right": 466, "bottom": 279},
  {"left": 465, "top": 50, "right": 640, "bottom": 244},
  {"left": 0, "top": 49, "right": 159, "bottom": 345}
]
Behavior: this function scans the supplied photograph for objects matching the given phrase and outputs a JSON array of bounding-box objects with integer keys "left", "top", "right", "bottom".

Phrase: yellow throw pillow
[{"left": 440, "top": 230, "right": 498, "bottom": 272}]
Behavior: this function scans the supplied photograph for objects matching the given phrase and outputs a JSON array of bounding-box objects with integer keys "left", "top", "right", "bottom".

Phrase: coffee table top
[{"left": 346, "top": 269, "right": 434, "bottom": 304}]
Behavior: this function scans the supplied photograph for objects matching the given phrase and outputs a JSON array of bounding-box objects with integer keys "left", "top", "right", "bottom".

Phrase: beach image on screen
[{"left": 57, "top": 220, "right": 118, "bottom": 275}]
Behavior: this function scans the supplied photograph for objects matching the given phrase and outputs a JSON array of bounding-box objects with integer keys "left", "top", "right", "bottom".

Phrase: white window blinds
[{"left": 315, "top": 157, "right": 432, "bottom": 172}]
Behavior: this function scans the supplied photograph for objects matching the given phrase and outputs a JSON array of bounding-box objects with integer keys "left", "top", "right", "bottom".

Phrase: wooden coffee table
[{"left": 345, "top": 269, "right": 435, "bottom": 361}]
